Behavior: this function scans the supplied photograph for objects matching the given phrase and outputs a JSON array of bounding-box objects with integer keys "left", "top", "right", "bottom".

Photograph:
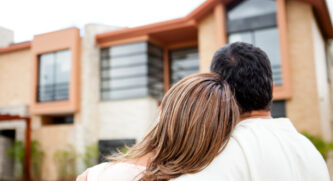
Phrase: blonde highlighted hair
[{"left": 109, "top": 73, "right": 239, "bottom": 180}]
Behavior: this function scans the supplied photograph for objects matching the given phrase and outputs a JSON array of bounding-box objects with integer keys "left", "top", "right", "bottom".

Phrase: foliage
[
  {"left": 7, "top": 141, "right": 25, "bottom": 179},
  {"left": 302, "top": 132, "right": 333, "bottom": 160},
  {"left": 7, "top": 140, "right": 44, "bottom": 180},
  {"left": 119, "top": 146, "right": 129, "bottom": 154},
  {"left": 54, "top": 145, "right": 77, "bottom": 180},
  {"left": 82, "top": 144, "right": 98, "bottom": 168},
  {"left": 30, "top": 140, "right": 45, "bottom": 180}
]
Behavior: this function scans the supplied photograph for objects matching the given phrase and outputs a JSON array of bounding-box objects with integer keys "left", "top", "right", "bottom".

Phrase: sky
[{"left": 0, "top": 0, "right": 332, "bottom": 43}]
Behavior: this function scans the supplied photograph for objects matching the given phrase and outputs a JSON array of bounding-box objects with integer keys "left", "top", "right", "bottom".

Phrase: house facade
[{"left": 0, "top": 0, "right": 332, "bottom": 180}]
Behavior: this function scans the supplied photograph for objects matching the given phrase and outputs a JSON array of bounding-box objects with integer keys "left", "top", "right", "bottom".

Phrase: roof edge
[
  {"left": 0, "top": 42, "right": 31, "bottom": 54},
  {"left": 96, "top": 0, "right": 222, "bottom": 44},
  {"left": 301, "top": 0, "right": 333, "bottom": 38}
]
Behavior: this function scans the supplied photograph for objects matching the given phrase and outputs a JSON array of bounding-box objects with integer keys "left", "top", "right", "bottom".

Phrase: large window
[
  {"left": 170, "top": 47, "right": 199, "bottom": 85},
  {"left": 42, "top": 115, "right": 74, "bottom": 125},
  {"left": 100, "top": 42, "right": 164, "bottom": 100},
  {"left": 38, "top": 50, "right": 71, "bottom": 102},
  {"left": 227, "top": 0, "right": 282, "bottom": 85}
]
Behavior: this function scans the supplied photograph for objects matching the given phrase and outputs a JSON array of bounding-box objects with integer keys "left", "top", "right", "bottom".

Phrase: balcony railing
[{"left": 37, "top": 83, "right": 69, "bottom": 102}]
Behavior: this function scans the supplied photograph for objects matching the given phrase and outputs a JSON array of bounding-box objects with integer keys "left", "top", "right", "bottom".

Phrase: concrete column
[{"left": 0, "top": 27, "right": 14, "bottom": 48}]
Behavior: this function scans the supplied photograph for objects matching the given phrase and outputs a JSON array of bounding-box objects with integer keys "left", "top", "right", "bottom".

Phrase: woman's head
[{"left": 110, "top": 73, "right": 239, "bottom": 180}]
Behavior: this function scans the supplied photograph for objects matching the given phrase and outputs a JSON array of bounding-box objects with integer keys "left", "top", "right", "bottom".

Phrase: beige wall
[
  {"left": 98, "top": 98, "right": 159, "bottom": 141},
  {"left": 31, "top": 117, "right": 76, "bottom": 180},
  {"left": 0, "top": 49, "right": 32, "bottom": 107},
  {"left": 285, "top": 0, "right": 323, "bottom": 137},
  {"left": 198, "top": 13, "right": 218, "bottom": 73},
  {"left": 329, "top": 41, "right": 333, "bottom": 137},
  {"left": 312, "top": 19, "right": 331, "bottom": 140}
]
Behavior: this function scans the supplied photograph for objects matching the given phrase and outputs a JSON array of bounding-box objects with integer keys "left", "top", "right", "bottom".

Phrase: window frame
[
  {"left": 100, "top": 41, "right": 164, "bottom": 101},
  {"left": 37, "top": 49, "right": 71, "bottom": 102},
  {"left": 169, "top": 47, "right": 199, "bottom": 86}
]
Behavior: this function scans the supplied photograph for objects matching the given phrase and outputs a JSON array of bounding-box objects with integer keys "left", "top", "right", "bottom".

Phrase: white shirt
[
  {"left": 85, "top": 162, "right": 145, "bottom": 181},
  {"left": 174, "top": 118, "right": 330, "bottom": 181}
]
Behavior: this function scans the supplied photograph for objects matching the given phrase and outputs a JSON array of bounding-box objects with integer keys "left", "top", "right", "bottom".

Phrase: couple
[{"left": 77, "top": 42, "right": 330, "bottom": 181}]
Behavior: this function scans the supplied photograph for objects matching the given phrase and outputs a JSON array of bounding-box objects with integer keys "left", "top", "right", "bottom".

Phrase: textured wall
[
  {"left": 0, "top": 27, "right": 13, "bottom": 48},
  {"left": 285, "top": 0, "right": 323, "bottom": 137},
  {"left": 198, "top": 13, "right": 218, "bottom": 73},
  {"left": 80, "top": 24, "right": 159, "bottom": 143},
  {"left": 80, "top": 24, "right": 121, "bottom": 146},
  {"left": 0, "top": 49, "right": 32, "bottom": 107},
  {"left": 31, "top": 121, "right": 76, "bottom": 180},
  {"left": 312, "top": 18, "right": 331, "bottom": 140},
  {"left": 98, "top": 98, "right": 159, "bottom": 141}
]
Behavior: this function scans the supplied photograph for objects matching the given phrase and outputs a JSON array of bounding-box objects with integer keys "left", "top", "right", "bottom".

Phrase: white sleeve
[
  {"left": 173, "top": 138, "right": 251, "bottom": 181},
  {"left": 87, "top": 163, "right": 109, "bottom": 181}
]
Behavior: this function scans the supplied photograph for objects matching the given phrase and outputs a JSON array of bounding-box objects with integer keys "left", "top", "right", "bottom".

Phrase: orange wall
[{"left": 30, "top": 28, "right": 81, "bottom": 115}]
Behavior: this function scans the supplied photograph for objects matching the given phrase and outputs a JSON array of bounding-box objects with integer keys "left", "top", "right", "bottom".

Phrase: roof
[
  {"left": 302, "top": 0, "right": 333, "bottom": 38},
  {"left": 96, "top": 0, "right": 333, "bottom": 44},
  {"left": 96, "top": 0, "right": 225, "bottom": 44},
  {"left": 0, "top": 41, "right": 31, "bottom": 54}
]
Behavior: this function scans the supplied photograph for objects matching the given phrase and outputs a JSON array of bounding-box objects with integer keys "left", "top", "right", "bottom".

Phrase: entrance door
[{"left": 0, "top": 129, "right": 15, "bottom": 180}]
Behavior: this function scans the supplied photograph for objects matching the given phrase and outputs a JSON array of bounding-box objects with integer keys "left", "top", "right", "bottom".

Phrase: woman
[{"left": 77, "top": 73, "right": 239, "bottom": 181}]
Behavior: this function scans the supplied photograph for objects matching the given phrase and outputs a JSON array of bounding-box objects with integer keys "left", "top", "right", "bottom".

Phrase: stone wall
[
  {"left": 285, "top": 0, "right": 323, "bottom": 137},
  {"left": 98, "top": 97, "right": 159, "bottom": 141},
  {"left": 0, "top": 27, "right": 13, "bottom": 48}
]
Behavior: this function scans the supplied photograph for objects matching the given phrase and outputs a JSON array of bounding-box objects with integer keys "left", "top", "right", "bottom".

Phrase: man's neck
[{"left": 240, "top": 110, "right": 272, "bottom": 121}]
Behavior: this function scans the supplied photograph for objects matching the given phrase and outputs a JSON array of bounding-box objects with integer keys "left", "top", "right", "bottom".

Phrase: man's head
[{"left": 210, "top": 42, "right": 273, "bottom": 114}]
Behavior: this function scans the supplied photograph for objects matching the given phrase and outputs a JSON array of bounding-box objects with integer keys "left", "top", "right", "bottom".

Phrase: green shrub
[
  {"left": 7, "top": 140, "right": 44, "bottom": 180},
  {"left": 302, "top": 132, "right": 333, "bottom": 160},
  {"left": 54, "top": 145, "right": 77, "bottom": 180},
  {"left": 30, "top": 140, "right": 45, "bottom": 180},
  {"left": 7, "top": 141, "right": 25, "bottom": 179},
  {"left": 82, "top": 144, "right": 98, "bottom": 168}
]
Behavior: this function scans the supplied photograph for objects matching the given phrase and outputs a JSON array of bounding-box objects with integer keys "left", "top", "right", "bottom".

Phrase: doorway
[{"left": 0, "top": 129, "right": 16, "bottom": 180}]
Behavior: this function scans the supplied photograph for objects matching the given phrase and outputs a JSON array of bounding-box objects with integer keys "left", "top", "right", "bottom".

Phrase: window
[
  {"left": 42, "top": 115, "right": 74, "bottom": 125},
  {"left": 100, "top": 42, "right": 164, "bottom": 100},
  {"left": 38, "top": 50, "right": 71, "bottom": 102},
  {"left": 98, "top": 139, "right": 136, "bottom": 162},
  {"left": 170, "top": 47, "right": 199, "bottom": 85},
  {"left": 227, "top": 0, "right": 282, "bottom": 85},
  {"left": 271, "top": 100, "right": 286, "bottom": 118}
]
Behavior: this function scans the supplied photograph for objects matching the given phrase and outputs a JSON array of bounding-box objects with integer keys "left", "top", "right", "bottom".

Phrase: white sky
[{"left": 0, "top": 0, "right": 332, "bottom": 43}]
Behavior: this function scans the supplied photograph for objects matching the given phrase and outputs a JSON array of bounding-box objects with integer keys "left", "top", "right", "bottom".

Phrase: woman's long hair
[{"left": 109, "top": 73, "right": 239, "bottom": 180}]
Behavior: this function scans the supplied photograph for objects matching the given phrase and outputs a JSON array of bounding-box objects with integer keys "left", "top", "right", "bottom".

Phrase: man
[{"left": 175, "top": 42, "right": 330, "bottom": 181}]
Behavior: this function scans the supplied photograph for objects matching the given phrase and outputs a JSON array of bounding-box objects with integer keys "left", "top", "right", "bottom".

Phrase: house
[{"left": 0, "top": 0, "right": 332, "bottom": 179}]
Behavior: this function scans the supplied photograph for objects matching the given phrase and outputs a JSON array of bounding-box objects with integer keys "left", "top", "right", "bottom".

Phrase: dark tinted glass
[
  {"left": 100, "top": 42, "right": 164, "bottom": 100},
  {"left": 271, "top": 100, "right": 286, "bottom": 118},
  {"left": 42, "top": 115, "right": 74, "bottom": 125},
  {"left": 227, "top": 0, "right": 281, "bottom": 85},
  {"left": 170, "top": 47, "right": 199, "bottom": 85},
  {"left": 228, "top": 0, "right": 276, "bottom": 21}
]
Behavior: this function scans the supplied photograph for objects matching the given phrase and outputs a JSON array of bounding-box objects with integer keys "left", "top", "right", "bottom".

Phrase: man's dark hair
[{"left": 210, "top": 42, "right": 273, "bottom": 113}]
